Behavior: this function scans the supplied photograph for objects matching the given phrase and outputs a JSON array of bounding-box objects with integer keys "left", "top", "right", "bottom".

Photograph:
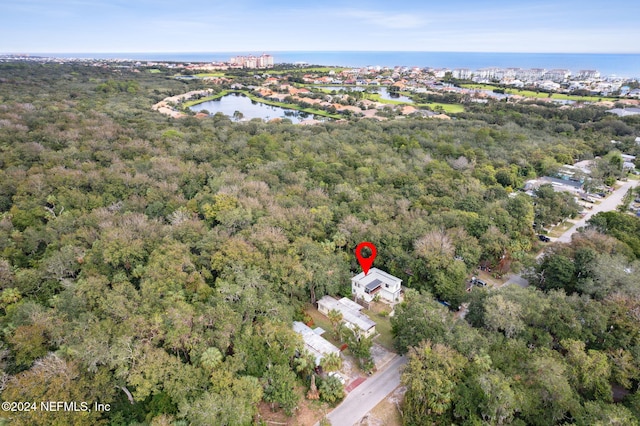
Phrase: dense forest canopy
[{"left": 0, "top": 62, "right": 639, "bottom": 425}]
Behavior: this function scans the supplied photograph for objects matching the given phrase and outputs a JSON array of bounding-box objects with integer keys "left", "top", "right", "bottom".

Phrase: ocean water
[{"left": 36, "top": 51, "right": 640, "bottom": 78}]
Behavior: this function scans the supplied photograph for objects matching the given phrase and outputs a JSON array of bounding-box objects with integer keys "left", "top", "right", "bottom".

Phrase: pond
[
  {"left": 189, "top": 93, "right": 321, "bottom": 123},
  {"left": 320, "top": 86, "right": 414, "bottom": 103}
]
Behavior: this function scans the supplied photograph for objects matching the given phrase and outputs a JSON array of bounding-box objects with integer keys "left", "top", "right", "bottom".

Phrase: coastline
[{"left": 6, "top": 51, "right": 640, "bottom": 78}]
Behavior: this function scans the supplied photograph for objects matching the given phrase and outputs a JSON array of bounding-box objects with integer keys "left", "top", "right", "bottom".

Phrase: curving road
[{"left": 504, "top": 179, "right": 639, "bottom": 287}]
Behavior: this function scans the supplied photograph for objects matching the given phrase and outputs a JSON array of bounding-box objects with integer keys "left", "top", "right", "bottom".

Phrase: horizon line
[{"left": 4, "top": 50, "right": 640, "bottom": 56}]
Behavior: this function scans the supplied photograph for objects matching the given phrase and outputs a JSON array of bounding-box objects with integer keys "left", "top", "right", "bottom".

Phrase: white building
[
  {"left": 229, "top": 54, "right": 274, "bottom": 69},
  {"left": 577, "top": 70, "right": 601, "bottom": 79},
  {"left": 351, "top": 267, "right": 402, "bottom": 304},
  {"left": 293, "top": 321, "right": 341, "bottom": 366},
  {"left": 317, "top": 296, "right": 376, "bottom": 338},
  {"left": 452, "top": 68, "right": 472, "bottom": 79},
  {"left": 544, "top": 69, "right": 571, "bottom": 82}
]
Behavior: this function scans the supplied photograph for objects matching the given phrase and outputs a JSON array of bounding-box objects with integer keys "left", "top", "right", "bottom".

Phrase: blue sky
[{"left": 1, "top": 0, "right": 639, "bottom": 53}]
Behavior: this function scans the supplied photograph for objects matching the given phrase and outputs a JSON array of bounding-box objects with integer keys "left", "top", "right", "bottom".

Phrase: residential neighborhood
[{"left": 142, "top": 56, "right": 640, "bottom": 124}]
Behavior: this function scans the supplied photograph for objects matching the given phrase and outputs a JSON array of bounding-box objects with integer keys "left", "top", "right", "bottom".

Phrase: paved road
[
  {"left": 555, "top": 179, "right": 639, "bottom": 243},
  {"left": 504, "top": 179, "right": 639, "bottom": 288},
  {"left": 323, "top": 355, "right": 407, "bottom": 426}
]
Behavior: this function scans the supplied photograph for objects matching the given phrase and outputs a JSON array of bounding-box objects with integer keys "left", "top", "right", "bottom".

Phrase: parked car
[
  {"left": 470, "top": 277, "right": 487, "bottom": 287},
  {"left": 327, "top": 371, "right": 346, "bottom": 385},
  {"left": 538, "top": 235, "right": 551, "bottom": 242}
]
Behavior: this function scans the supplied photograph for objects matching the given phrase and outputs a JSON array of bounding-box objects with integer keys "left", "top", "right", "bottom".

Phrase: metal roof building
[{"left": 293, "top": 321, "right": 341, "bottom": 366}]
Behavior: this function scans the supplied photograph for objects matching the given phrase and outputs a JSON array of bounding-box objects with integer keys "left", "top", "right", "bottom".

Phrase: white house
[
  {"left": 317, "top": 296, "right": 376, "bottom": 338},
  {"left": 351, "top": 267, "right": 402, "bottom": 304},
  {"left": 293, "top": 321, "right": 341, "bottom": 366}
]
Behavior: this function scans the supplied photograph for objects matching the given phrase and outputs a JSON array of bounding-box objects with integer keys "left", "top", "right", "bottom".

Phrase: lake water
[
  {"left": 189, "top": 93, "right": 319, "bottom": 123},
  {"left": 321, "top": 86, "right": 414, "bottom": 103}
]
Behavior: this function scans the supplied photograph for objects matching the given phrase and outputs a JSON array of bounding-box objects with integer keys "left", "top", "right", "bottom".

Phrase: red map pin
[{"left": 355, "top": 242, "right": 377, "bottom": 276}]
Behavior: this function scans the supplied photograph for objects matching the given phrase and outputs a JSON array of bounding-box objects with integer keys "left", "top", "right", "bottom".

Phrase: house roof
[
  {"left": 352, "top": 268, "right": 402, "bottom": 289},
  {"left": 365, "top": 278, "right": 383, "bottom": 292},
  {"left": 293, "top": 321, "right": 340, "bottom": 365},
  {"left": 318, "top": 296, "right": 376, "bottom": 332}
]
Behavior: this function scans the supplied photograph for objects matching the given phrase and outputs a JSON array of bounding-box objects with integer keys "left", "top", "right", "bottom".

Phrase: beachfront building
[{"left": 229, "top": 54, "right": 274, "bottom": 69}]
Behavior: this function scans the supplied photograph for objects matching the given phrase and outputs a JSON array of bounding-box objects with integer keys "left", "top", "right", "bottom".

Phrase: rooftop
[
  {"left": 318, "top": 296, "right": 376, "bottom": 332},
  {"left": 293, "top": 321, "right": 340, "bottom": 365},
  {"left": 353, "top": 267, "right": 402, "bottom": 288}
]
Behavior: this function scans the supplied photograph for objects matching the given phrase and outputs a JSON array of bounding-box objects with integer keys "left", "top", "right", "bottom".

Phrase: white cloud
[{"left": 343, "top": 9, "right": 427, "bottom": 29}]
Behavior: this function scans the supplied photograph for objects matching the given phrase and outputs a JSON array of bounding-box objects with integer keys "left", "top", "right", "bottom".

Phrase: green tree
[
  {"left": 180, "top": 375, "right": 262, "bottom": 426},
  {"left": 319, "top": 375, "right": 345, "bottom": 403},
  {"left": 200, "top": 347, "right": 223, "bottom": 373},
  {"left": 402, "top": 341, "right": 467, "bottom": 424},
  {"left": 483, "top": 294, "right": 524, "bottom": 338},
  {"left": 327, "top": 308, "right": 343, "bottom": 340},
  {"left": 477, "top": 369, "right": 520, "bottom": 425},
  {"left": 2, "top": 354, "right": 112, "bottom": 426},
  {"left": 320, "top": 352, "right": 342, "bottom": 372},
  {"left": 562, "top": 339, "right": 612, "bottom": 402},
  {"left": 262, "top": 364, "right": 299, "bottom": 415},
  {"left": 391, "top": 289, "right": 451, "bottom": 354}
]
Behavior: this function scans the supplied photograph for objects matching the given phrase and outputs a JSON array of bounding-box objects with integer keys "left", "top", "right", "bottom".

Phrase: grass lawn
[
  {"left": 363, "top": 308, "right": 395, "bottom": 351},
  {"left": 305, "top": 307, "right": 343, "bottom": 348},
  {"left": 194, "top": 72, "right": 227, "bottom": 78},
  {"left": 548, "top": 220, "right": 575, "bottom": 238},
  {"left": 305, "top": 303, "right": 396, "bottom": 351},
  {"left": 362, "top": 301, "right": 397, "bottom": 351},
  {"left": 147, "top": 69, "right": 163, "bottom": 74},
  {"left": 420, "top": 102, "right": 465, "bottom": 114},
  {"left": 364, "top": 386, "right": 404, "bottom": 426},
  {"left": 269, "top": 67, "right": 347, "bottom": 74},
  {"left": 460, "top": 83, "right": 616, "bottom": 102}
]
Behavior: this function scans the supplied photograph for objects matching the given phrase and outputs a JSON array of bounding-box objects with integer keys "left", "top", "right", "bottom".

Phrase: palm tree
[
  {"left": 320, "top": 352, "right": 343, "bottom": 372},
  {"left": 200, "top": 347, "right": 223, "bottom": 373},
  {"left": 294, "top": 350, "right": 316, "bottom": 379},
  {"left": 327, "top": 309, "right": 343, "bottom": 340}
]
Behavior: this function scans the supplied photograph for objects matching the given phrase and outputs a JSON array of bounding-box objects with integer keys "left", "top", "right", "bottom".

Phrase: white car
[{"left": 327, "top": 371, "right": 346, "bottom": 385}]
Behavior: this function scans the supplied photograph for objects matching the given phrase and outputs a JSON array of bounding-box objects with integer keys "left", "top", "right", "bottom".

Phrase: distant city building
[
  {"left": 577, "top": 70, "right": 601, "bottom": 79},
  {"left": 517, "top": 68, "right": 547, "bottom": 82},
  {"left": 452, "top": 68, "right": 472, "bottom": 79},
  {"left": 229, "top": 54, "right": 274, "bottom": 69},
  {"left": 476, "top": 67, "right": 503, "bottom": 81},
  {"left": 545, "top": 69, "right": 571, "bottom": 82}
]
